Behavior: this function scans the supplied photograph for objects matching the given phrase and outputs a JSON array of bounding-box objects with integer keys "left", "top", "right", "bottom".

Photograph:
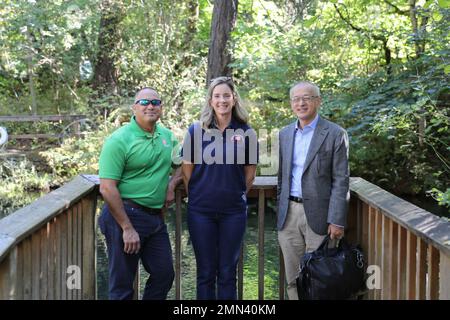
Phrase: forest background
[{"left": 0, "top": 0, "right": 449, "bottom": 218}]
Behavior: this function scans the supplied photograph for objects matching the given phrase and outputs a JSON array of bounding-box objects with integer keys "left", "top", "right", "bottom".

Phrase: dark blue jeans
[
  {"left": 98, "top": 203, "right": 174, "bottom": 300},
  {"left": 187, "top": 210, "right": 247, "bottom": 300}
]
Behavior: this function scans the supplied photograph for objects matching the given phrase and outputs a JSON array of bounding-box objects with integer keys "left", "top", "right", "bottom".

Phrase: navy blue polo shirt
[{"left": 182, "top": 118, "right": 258, "bottom": 214}]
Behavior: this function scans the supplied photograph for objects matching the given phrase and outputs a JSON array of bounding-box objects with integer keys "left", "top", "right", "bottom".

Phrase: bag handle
[{"left": 316, "top": 234, "right": 351, "bottom": 256}]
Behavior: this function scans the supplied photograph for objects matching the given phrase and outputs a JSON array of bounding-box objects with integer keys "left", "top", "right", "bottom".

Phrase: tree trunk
[
  {"left": 409, "top": 0, "right": 425, "bottom": 58},
  {"left": 206, "top": 0, "right": 238, "bottom": 85},
  {"left": 92, "top": 0, "right": 124, "bottom": 96}
]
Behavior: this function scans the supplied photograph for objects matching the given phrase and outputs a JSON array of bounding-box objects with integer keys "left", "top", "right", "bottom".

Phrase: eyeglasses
[
  {"left": 290, "top": 95, "right": 319, "bottom": 103},
  {"left": 135, "top": 99, "right": 162, "bottom": 107}
]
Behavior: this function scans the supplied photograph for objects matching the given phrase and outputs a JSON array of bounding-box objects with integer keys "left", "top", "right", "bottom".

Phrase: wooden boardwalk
[{"left": 0, "top": 175, "right": 449, "bottom": 300}]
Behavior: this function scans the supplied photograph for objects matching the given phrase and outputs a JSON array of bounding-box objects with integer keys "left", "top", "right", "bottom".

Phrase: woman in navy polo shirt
[{"left": 181, "top": 76, "right": 258, "bottom": 300}]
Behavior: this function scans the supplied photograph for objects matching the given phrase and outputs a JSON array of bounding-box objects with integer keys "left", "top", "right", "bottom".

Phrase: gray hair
[
  {"left": 200, "top": 76, "right": 248, "bottom": 130},
  {"left": 289, "top": 81, "right": 321, "bottom": 98}
]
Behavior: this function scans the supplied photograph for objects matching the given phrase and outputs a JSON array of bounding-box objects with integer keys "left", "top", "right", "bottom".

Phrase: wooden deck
[{"left": 0, "top": 175, "right": 449, "bottom": 300}]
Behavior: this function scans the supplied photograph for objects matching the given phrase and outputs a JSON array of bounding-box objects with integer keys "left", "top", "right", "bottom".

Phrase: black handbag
[{"left": 296, "top": 235, "right": 367, "bottom": 300}]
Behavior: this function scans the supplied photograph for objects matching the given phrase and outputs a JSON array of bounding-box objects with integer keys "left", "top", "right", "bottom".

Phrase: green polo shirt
[{"left": 99, "top": 116, "right": 179, "bottom": 209}]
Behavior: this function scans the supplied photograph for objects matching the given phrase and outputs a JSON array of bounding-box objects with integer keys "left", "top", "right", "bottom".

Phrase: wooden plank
[
  {"left": 39, "top": 226, "right": 48, "bottom": 299},
  {"left": 22, "top": 237, "right": 32, "bottom": 299},
  {"left": 67, "top": 208, "right": 73, "bottom": 300},
  {"left": 73, "top": 202, "right": 83, "bottom": 300},
  {"left": 237, "top": 242, "right": 244, "bottom": 300},
  {"left": 14, "top": 245, "right": 24, "bottom": 299},
  {"left": 360, "top": 202, "right": 369, "bottom": 300},
  {"left": 72, "top": 202, "right": 79, "bottom": 300},
  {"left": 388, "top": 219, "right": 398, "bottom": 300},
  {"left": 368, "top": 207, "right": 376, "bottom": 300},
  {"left": 31, "top": 232, "right": 41, "bottom": 299},
  {"left": 60, "top": 212, "right": 68, "bottom": 300},
  {"left": 252, "top": 176, "right": 277, "bottom": 189},
  {"left": 55, "top": 215, "right": 62, "bottom": 300},
  {"left": 416, "top": 238, "right": 427, "bottom": 300},
  {"left": 439, "top": 253, "right": 450, "bottom": 299},
  {"left": 175, "top": 190, "right": 182, "bottom": 300},
  {"left": 0, "top": 175, "right": 97, "bottom": 263},
  {"left": 356, "top": 200, "right": 362, "bottom": 244},
  {"left": 426, "top": 245, "right": 439, "bottom": 300},
  {"left": 346, "top": 198, "right": 358, "bottom": 244},
  {"left": 361, "top": 203, "right": 369, "bottom": 266},
  {"left": 397, "top": 225, "right": 407, "bottom": 300},
  {"left": 375, "top": 209, "right": 382, "bottom": 300},
  {"left": 10, "top": 134, "right": 62, "bottom": 140},
  {"left": 349, "top": 178, "right": 450, "bottom": 257},
  {"left": 0, "top": 246, "right": 20, "bottom": 299},
  {"left": 47, "top": 218, "right": 56, "bottom": 300},
  {"left": 81, "top": 194, "right": 97, "bottom": 300},
  {"left": 381, "top": 215, "right": 391, "bottom": 299},
  {"left": 77, "top": 201, "right": 83, "bottom": 300},
  {"left": 406, "top": 231, "right": 417, "bottom": 299},
  {"left": 0, "top": 115, "right": 86, "bottom": 122},
  {"left": 258, "top": 189, "right": 265, "bottom": 300}
]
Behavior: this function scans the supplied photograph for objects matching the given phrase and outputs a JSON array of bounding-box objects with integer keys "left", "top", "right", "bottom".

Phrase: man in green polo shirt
[{"left": 98, "top": 87, "right": 182, "bottom": 300}]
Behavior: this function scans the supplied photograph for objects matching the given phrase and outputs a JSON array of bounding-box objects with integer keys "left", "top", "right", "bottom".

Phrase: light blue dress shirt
[{"left": 290, "top": 114, "right": 319, "bottom": 198}]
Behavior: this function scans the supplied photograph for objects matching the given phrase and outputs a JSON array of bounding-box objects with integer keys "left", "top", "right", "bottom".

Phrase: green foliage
[
  {"left": 0, "top": 3, "right": 448, "bottom": 205},
  {"left": 428, "top": 188, "right": 450, "bottom": 208}
]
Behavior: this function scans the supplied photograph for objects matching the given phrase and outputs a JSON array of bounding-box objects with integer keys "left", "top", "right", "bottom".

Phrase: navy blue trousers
[
  {"left": 98, "top": 204, "right": 174, "bottom": 300},
  {"left": 187, "top": 210, "right": 247, "bottom": 300}
]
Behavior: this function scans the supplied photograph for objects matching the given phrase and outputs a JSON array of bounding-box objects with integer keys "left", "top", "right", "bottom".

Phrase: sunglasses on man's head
[{"left": 135, "top": 99, "right": 162, "bottom": 107}]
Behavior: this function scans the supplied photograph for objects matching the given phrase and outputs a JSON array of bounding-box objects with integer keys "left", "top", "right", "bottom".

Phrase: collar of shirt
[
  {"left": 209, "top": 117, "right": 240, "bottom": 130},
  {"left": 130, "top": 115, "right": 161, "bottom": 139},
  {"left": 295, "top": 114, "right": 319, "bottom": 133}
]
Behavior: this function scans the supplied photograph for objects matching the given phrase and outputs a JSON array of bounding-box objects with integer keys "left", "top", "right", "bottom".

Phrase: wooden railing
[
  {"left": 0, "top": 176, "right": 97, "bottom": 299},
  {"left": 0, "top": 175, "right": 449, "bottom": 299},
  {"left": 347, "top": 178, "right": 450, "bottom": 300},
  {"left": 0, "top": 115, "right": 87, "bottom": 140}
]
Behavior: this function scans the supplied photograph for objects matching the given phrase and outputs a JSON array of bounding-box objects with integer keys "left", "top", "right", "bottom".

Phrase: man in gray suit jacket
[{"left": 277, "top": 81, "right": 350, "bottom": 300}]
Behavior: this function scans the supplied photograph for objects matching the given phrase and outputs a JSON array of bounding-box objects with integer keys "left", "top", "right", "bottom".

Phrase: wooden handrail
[
  {"left": 0, "top": 175, "right": 449, "bottom": 299},
  {"left": 0, "top": 115, "right": 86, "bottom": 122}
]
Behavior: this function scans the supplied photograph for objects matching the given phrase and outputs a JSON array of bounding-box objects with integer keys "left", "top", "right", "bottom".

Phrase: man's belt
[
  {"left": 289, "top": 195, "right": 303, "bottom": 203},
  {"left": 123, "top": 199, "right": 162, "bottom": 215}
]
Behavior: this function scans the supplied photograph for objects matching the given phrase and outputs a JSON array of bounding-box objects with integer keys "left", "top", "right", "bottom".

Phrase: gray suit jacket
[{"left": 277, "top": 116, "right": 350, "bottom": 235}]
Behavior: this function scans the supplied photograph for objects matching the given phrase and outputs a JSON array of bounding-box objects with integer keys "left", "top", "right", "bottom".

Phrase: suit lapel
[
  {"left": 285, "top": 122, "right": 296, "bottom": 181},
  {"left": 302, "top": 117, "right": 329, "bottom": 174}
]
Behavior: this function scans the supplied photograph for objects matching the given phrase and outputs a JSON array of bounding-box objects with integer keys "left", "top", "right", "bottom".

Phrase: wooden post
[
  {"left": 397, "top": 225, "right": 407, "bottom": 300},
  {"left": 381, "top": 215, "right": 391, "bottom": 299},
  {"left": 23, "top": 237, "right": 32, "bottom": 299},
  {"left": 81, "top": 193, "right": 97, "bottom": 300},
  {"left": 0, "top": 247, "right": 19, "bottom": 299},
  {"left": 388, "top": 219, "right": 398, "bottom": 299},
  {"left": 375, "top": 210, "right": 382, "bottom": 299},
  {"left": 39, "top": 226, "right": 48, "bottom": 299},
  {"left": 31, "top": 232, "right": 41, "bottom": 299},
  {"left": 426, "top": 245, "right": 439, "bottom": 300},
  {"left": 406, "top": 231, "right": 417, "bottom": 299},
  {"left": 60, "top": 212, "right": 68, "bottom": 300},
  {"left": 439, "top": 253, "right": 450, "bottom": 299},
  {"left": 416, "top": 238, "right": 426, "bottom": 299}
]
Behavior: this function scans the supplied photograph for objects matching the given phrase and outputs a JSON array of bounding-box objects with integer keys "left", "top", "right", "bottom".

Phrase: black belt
[
  {"left": 289, "top": 196, "right": 303, "bottom": 203},
  {"left": 123, "top": 199, "right": 162, "bottom": 215}
]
